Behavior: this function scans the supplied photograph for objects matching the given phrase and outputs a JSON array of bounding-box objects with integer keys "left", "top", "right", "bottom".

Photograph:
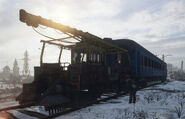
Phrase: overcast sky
[{"left": 0, "top": 0, "right": 185, "bottom": 73}]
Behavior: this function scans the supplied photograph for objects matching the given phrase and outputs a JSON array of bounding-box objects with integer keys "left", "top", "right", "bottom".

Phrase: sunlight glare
[{"left": 52, "top": 10, "right": 71, "bottom": 25}]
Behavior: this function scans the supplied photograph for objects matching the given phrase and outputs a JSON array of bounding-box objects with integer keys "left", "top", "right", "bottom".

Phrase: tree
[{"left": 2, "top": 65, "right": 11, "bottom": 81}]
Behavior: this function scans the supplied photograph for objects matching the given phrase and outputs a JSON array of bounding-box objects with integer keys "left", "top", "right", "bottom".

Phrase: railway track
[
  {"left": 0, "top": 102, "right": 35, "bottom": 112},
  {"left": 42, "top": 92, "right": 128, "bottom": 119},
  {"left": 0, "top": 92, "right": 127, "bottom": 119},
  {"left": 0, "top": 81, "right": 167, "bottom": 119},
  {"left": 42, "top": 81, "right": 167, "bottom": 119}
]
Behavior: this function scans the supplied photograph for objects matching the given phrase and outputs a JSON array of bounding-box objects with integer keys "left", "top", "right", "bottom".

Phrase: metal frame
[{"left": 20, "top": 9, "right": 130, "bottom": 66}]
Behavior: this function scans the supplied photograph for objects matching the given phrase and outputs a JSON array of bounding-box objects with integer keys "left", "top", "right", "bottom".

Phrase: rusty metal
[
  {"left": 17, "top": 9, "right": 133, "bottom": 112},
  {"left": 19, "top": 9, "right": 127, "bottom": 53}
]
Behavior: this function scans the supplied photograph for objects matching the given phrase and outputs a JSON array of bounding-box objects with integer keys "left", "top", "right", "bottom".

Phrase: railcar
[
  {"left": 106, "top": 39, "right": 167, "bottom": 86},
  {"left": 16, "top": 9, "right": 167, "bottom": 110}
]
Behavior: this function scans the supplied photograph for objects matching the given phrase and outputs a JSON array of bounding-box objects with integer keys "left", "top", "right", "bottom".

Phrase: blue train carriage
[
  {"left": 102, "top": 38, "right": 131, "bottom": 91},
  {"left": 105, "top": 38, "right": 167, "bottom": 87}
]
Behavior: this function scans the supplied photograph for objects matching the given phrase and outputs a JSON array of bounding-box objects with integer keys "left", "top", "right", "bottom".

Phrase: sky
[{"left": 0, "top": 0, "right": 185, "bottom": 73}]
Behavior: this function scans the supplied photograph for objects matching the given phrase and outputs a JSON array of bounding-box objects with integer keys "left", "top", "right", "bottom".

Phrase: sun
[
  {"left": 51, "top": 10, "right": 71, "bottom": 25},
  {"left": 59, "top": 13, "right": 70, "bottom": 24}
]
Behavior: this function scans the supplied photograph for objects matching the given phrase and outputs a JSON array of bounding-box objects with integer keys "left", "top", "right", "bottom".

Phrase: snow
[
  {"left": 0, "top": 81, "right": 185, "bottom": 119},
  {"left": 152, "top": 81, "right": 185, "bottom": 91},
  {"left": 8, "top": 110, "right": 37, "bottom": 119},
  {"left": 24, "top": 106, "right": 49, "bottom": 115},
  {"left": 0, "top": 101, "right": 19, "bottom": 109},
  {"left": 56, "top": 81, "right": 185, "bottom": 119}
]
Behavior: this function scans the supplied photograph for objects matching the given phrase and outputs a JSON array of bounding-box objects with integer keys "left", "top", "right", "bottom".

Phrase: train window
[
  {"left": 72, "top": 52, "right": 87, "bottom": 63},
  {"left": 100, "top": 54, "right": 104, "bottom": 64},
  {"left": 93, "top": 53, "right": 96, "bottom": 62},
  {"left": 159, "top": 64, "right": 161, "bottom": 70},
  {"left": 152, "top": 60, "right": 154, "bottom": 68},
  {"left": 82, "top": 53, "right": 87, "bottom": 62},
  {"left": 147, "top": 57, "right": 149, "bottom": 67},
  {"left": 148, "top": 58, "right": 150, "bottom": 67},
  {"left": 73, "top": 52, "right": 78, "bottom": 63},
  {"left": 88, "top": 53, "right": 101, "bottom": 63},
  {"left": 144, "top": 56, "right": 147, "bottom": 66},
  {"left": 158, "top": 63, "right": 160, "bottom": 69},
  {"left": 148, "top": 59, "right": 149, "bottom": 67},
  {"left": 141, "top": 55, "right": 143, "bottom": 72},
  {"left": 153, "top": 61, "right": 155, "bottom": 68},
  {"left": 155, "top": 62, "right": 157, "bottom": 69},
  {"left": 118, "top": 53, "right": 121, "bottom": 64},
  {"left": 90, "top": 53, "right": 93, "bottom": 61},
  {"left": 156, "top": 63, "right": 158, "bottom": 69},
  {"left": 97, "top": 54, "right": 100, "bottom": 62},
  {"left": 157, "top": 63, "right": 159, "bottom": 69},
  {"left": 141, "top": 55, "right": 143, "bottom": 66},
  {"left": 80, "top": 53, "right": 83, "bottom": 62},
  {"left": 150, "top": 60, "right": 152, "bottom": 67}
]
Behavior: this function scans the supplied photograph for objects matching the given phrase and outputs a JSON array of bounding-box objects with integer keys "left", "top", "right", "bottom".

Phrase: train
[{"left": 16, "top": 9, "right": 167, "bottom": 110}]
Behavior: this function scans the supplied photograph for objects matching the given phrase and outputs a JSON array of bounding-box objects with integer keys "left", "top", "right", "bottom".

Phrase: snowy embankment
[
  {"left": 56, "top": 81, "right": 185, "bottom": 119},
  {"left": 0, "top": 101, "right": 19, "bottom": 109}
]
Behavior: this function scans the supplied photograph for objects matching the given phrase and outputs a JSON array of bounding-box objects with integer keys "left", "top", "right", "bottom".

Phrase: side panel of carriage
[{"left": 112, "top": 39, "right": 167, "bottom": 85}]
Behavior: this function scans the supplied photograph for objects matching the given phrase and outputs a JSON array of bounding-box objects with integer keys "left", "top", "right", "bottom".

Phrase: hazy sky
[{"left": 0, "top": 0, "right": 185, "bottom": 73}]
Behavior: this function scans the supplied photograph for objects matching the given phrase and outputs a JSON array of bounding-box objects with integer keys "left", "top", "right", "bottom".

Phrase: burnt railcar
[
  {"left": 17, "top": 9, "right": 130, "bottom": 106},
  {"left": 17, "top": 40, "right": 130, "bottom": 106},
  {"left": 17, "top": 9, "right": 167, "bottom": 110}
]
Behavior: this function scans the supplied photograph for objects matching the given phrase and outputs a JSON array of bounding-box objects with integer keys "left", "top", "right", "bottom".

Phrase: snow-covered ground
[
  {"left": 0, "top": 101, "right": 19, "bottom": 109},
  {"left": 56, "top": 81, "right": 185, "bottom": 119},
  {"left": 1, "top": 81, "right": 185, "bottom": 119}
]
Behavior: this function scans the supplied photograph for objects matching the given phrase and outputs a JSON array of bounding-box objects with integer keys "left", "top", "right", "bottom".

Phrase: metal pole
[
  {"left": 40, "top": 42, "right": 45, "bottom": 66},
  {"left": 58, "top": 47, "right": 63, "bottom": 63}
]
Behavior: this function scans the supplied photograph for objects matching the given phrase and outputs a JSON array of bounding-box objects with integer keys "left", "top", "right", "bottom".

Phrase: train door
[{"left": 106, "top": 53, "right": 118, "bottom": 80}]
